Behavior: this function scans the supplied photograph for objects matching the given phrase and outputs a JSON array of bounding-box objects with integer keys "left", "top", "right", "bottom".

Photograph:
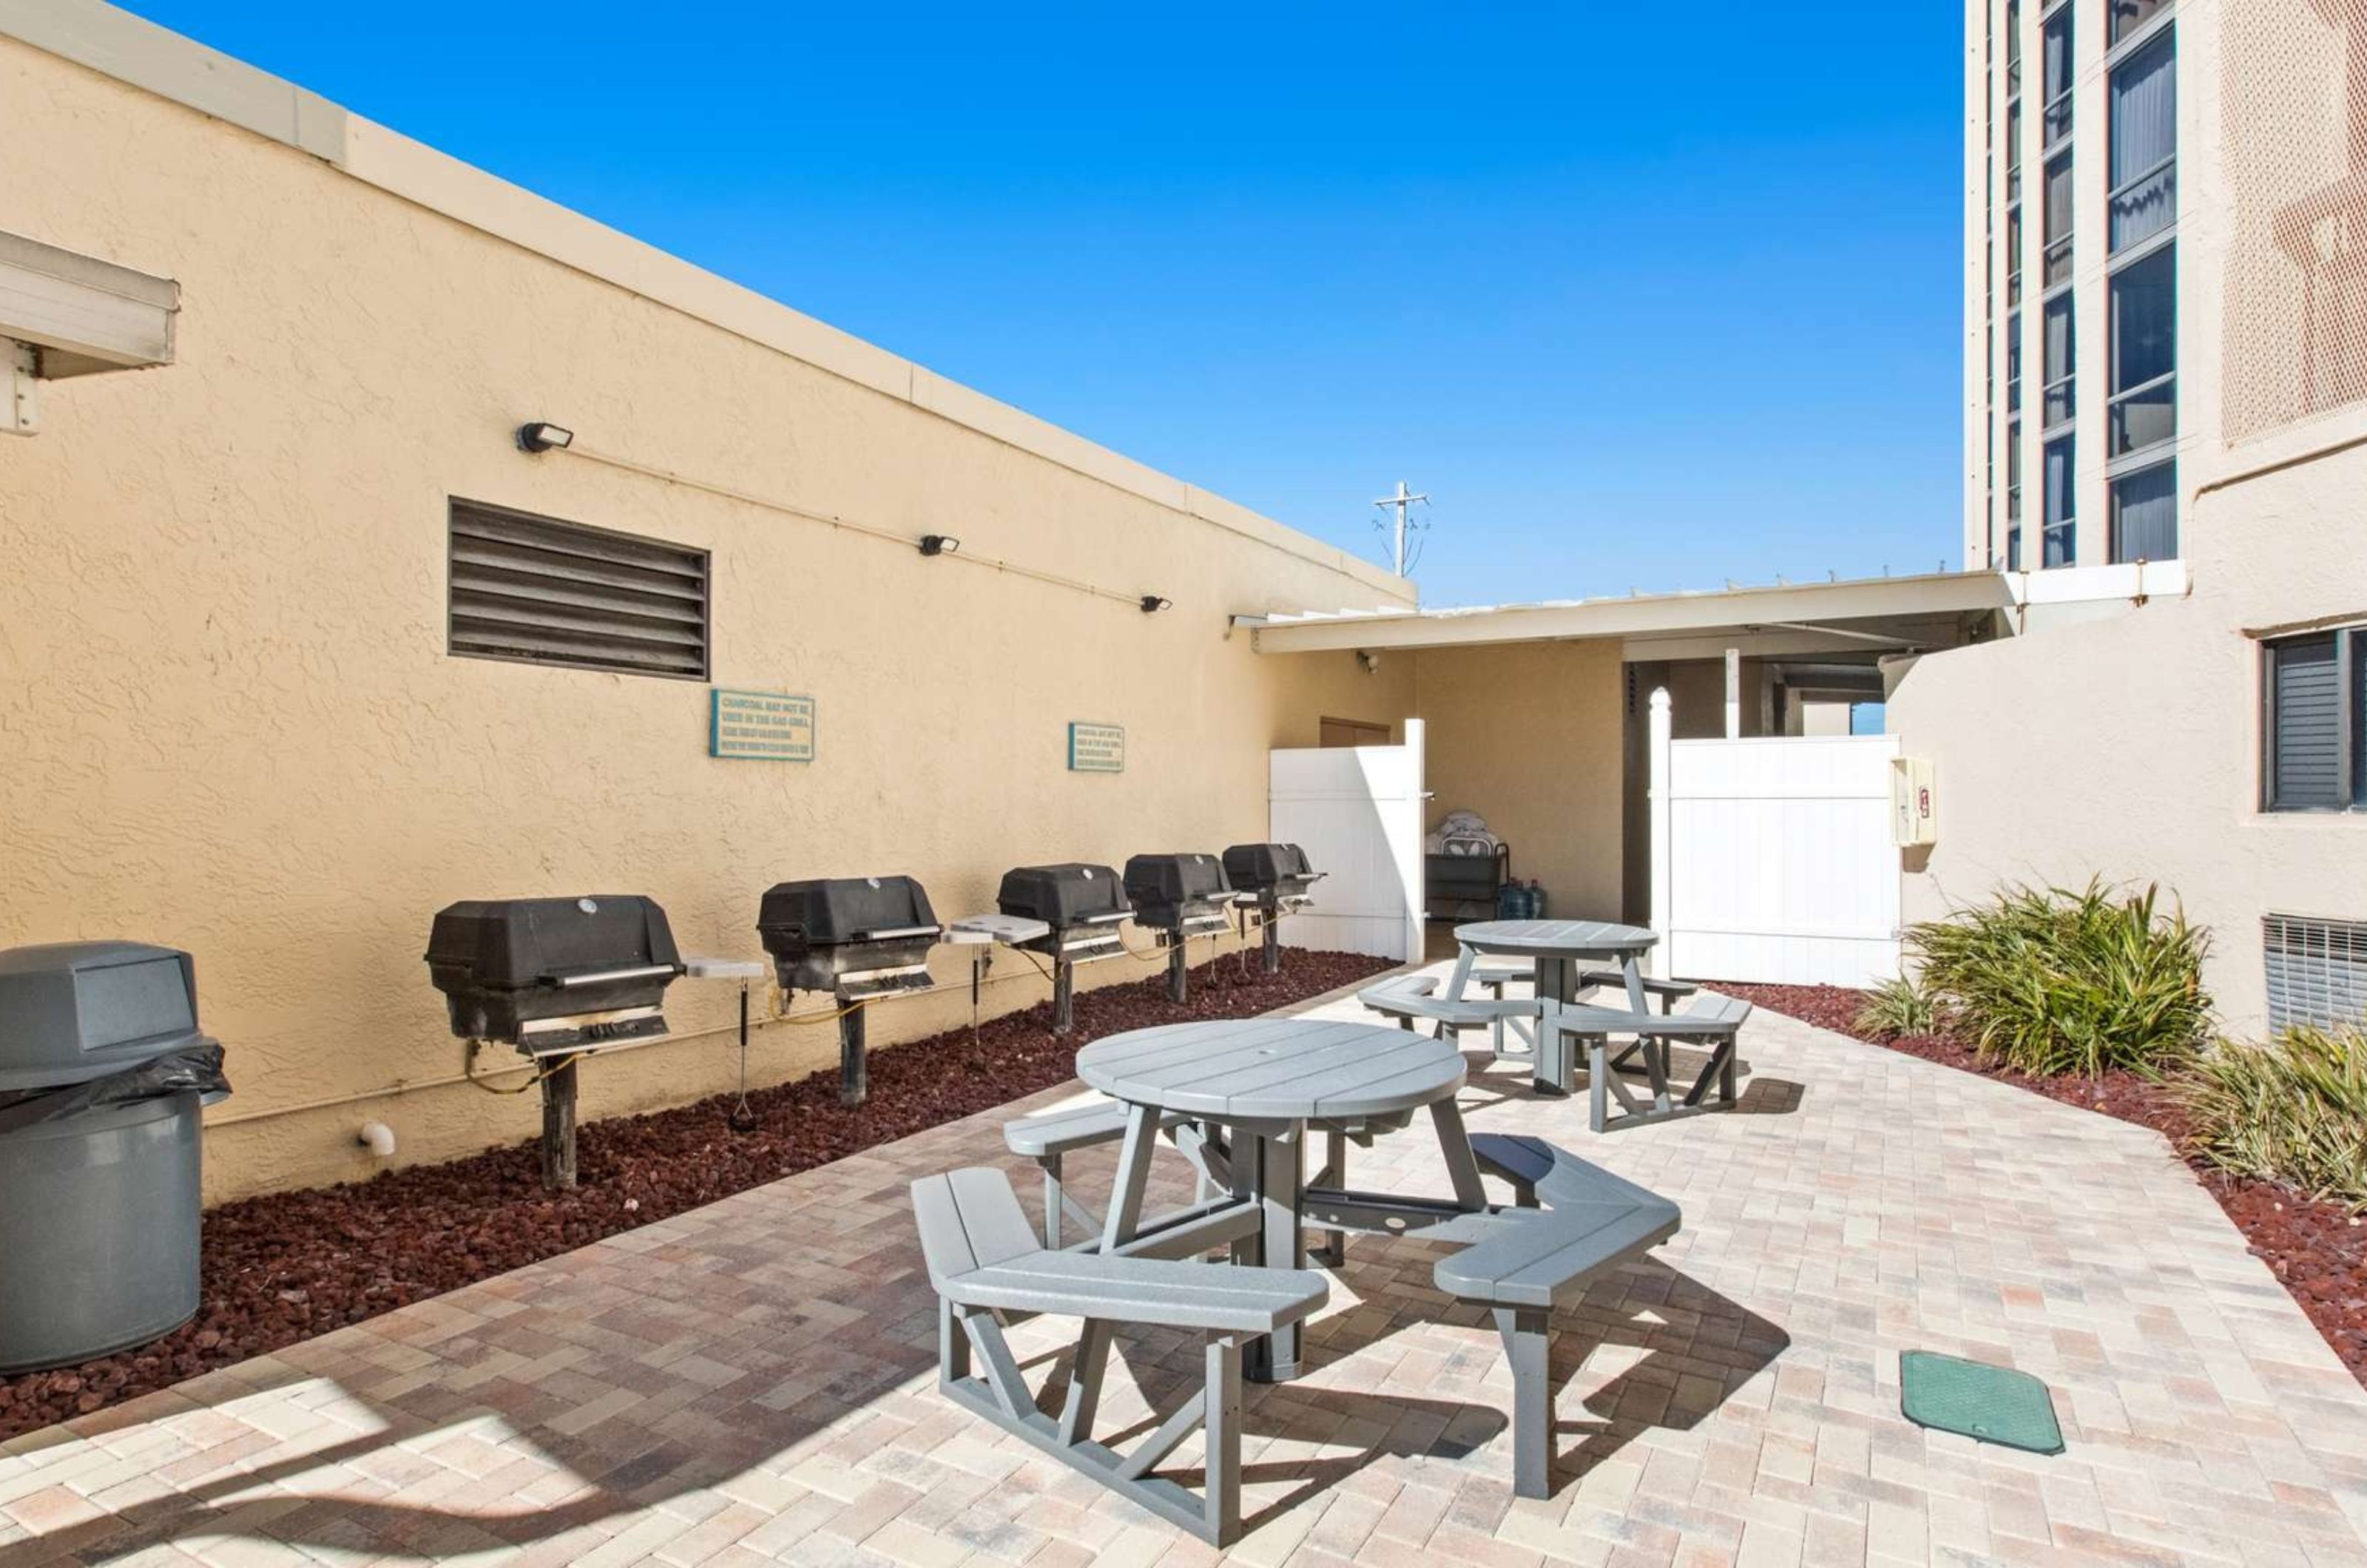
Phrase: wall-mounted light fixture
[
  {"left": 515, "top": 421, "right": 574, "bottom": 453},
  {"left": 1139, "top": 595, "right": 1172, "bottom": 614},
  {"left": 917, "top": 534, "right": 961, "bottom": 556}
]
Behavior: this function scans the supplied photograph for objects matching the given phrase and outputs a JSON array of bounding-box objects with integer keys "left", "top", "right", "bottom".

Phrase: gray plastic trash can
[{"left": 0, "top": 942, "right": 228, "bottom": 1374}]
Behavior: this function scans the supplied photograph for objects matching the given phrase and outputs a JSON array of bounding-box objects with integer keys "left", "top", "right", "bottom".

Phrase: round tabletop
[
  {"left": 1075, "top": 1017, "right": 1465, "bottom": 1122},
  {"left": 1453, "top": 918, "right": 1658, "bottom": 959}
]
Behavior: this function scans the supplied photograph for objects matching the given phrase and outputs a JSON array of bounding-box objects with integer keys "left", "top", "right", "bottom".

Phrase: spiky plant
[
  {"left": 2181, "top": 1029, "right": 2367, "bottom": 1209},
  {"left": 1854, "top": 975, "right": 1939, "bottom": 1039},
  {"left": 1906, "top": 880, "right": 2210, "bottom": 1078}
]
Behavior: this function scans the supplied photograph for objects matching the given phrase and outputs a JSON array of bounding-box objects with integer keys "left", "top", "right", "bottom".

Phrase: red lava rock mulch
[
  {"left": 1717, "top": 981, "right": 2367, "bottom": 1390},
  {"left": 0, "top": 947, "right": 1392, "bottom": 1442}
]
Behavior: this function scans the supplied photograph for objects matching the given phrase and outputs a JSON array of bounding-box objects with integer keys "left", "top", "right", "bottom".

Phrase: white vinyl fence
[
  {"left": 1267, "top": 718, "right": 1425, "bottom": 962},
  {"left": 1648, "top": 692, "right": 1902, "bottom": 987}
]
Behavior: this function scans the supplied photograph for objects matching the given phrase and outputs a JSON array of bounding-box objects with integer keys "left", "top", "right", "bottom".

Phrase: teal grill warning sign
[
  {"left": 1067, "top": 722, "right": 1125, "bottom": 774},
  {"left": 711, "top": 689, "right": 816, "bottom": 762}
]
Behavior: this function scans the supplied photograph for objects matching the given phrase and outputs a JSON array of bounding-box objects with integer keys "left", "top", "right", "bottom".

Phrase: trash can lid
[{"left": 0, "top": 942, "right": 206, "bottom": 1094}]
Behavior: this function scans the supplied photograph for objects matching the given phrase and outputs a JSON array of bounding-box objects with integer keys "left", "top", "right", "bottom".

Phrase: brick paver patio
[{"left": 7, "top": 966, "right": 2367, "bottom": 1567}]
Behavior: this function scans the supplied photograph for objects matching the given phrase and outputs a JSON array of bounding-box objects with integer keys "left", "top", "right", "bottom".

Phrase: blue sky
[{"left": 124, "top": 2, "right": 1966, "bottom": 607}]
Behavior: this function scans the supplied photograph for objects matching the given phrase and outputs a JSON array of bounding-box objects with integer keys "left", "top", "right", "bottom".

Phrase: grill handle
[
  {"left": 853, "top": 925, "right": 942, "bottom": 941},
  {"left": 550, "top": 964, "right": 679, "bottom": 988}
]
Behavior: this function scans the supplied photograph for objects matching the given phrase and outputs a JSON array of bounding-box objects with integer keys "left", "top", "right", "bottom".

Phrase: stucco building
[
  {"left": 1896, "top": 0, "right": 2367, "bottom": 1033},
  {"left": 0, "top": 2, "right": 1447, "bottom": 1197}
]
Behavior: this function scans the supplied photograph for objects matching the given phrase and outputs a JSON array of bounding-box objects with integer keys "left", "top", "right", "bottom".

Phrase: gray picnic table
[
  {"left": 1448, "top": 918, "right": 1660, "bottom": 1013},
  {"left": 1075, "top": 1016, "right": 1490, "bottom": 1382}
]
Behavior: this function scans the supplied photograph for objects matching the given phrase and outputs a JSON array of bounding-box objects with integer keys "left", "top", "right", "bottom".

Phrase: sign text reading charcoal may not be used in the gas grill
[
  {"left": 1067, "top": 722, "right": 1125, "bottom": 773},
  {"left": 710, "top": 689, "right": 816, "bottom": 762}
]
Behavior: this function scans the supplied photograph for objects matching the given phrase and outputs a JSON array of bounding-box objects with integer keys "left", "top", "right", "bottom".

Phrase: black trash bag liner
[{"left": 0, "top": 1040, "right": 229, "bottom": 1135}]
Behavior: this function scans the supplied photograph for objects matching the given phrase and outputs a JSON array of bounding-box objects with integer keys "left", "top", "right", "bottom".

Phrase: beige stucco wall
[
  {"left": 1922, "top": 0, "right": 2367, "bottom": 1037},
  {"left": 1893, "top": 439, "right": 2367, "bottom": 1035},
  {"left": 0, "top": 33, "right": 1417, "bottom": 1200},
  {"left": 1411, "top": 642, "right": 1626, "bottom": 924}
]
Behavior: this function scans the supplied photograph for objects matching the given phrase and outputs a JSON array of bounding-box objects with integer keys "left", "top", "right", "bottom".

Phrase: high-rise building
[
  {"left": 1913, "top": 0, "right": 2367, "bottom": 1030},
  {"left": 1965, "top": 0, "right": 2182, "bottom": 572}
]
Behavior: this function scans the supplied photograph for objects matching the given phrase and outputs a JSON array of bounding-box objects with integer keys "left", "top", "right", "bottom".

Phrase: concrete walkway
[{"left": 6, "top": 968, "right": 2367, "bottom": 1567}]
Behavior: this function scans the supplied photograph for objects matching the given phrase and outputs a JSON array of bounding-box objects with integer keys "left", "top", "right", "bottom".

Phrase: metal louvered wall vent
[
  {"left": 2263, "top": 913, "right": 2367, "bottom": 1033},
  {"left": 448, "top": 499, "right": 709, "bottom": 680}
]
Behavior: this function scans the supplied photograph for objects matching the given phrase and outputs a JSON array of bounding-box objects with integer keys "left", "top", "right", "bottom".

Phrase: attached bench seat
[
  {"left": 1467, "top": 958, "right": 1533, "bottom": 990},
  {"left": 1357, "top": 972, "right": 1540, "bottom": 1053},
  {"left": 1469, "top": 1132, "right": 1676, "bottom": 1212},
  {"left": 1570, "top": 969, "right": 1697, "bottom": 1013},
  {"left": 1537, "top": 989, "right": 1752, "bottom": 1132},
  {"left": 1004, "top": 1097, "right": 1201, "bottom": 1247},
  {"left": 1007, "top": 1093, "right": 1371, "bottom": 1265},
  {"left": 1430, "top": 1140, "right": 1681, "bottom": 1499},
  {"left": 914, "top": 1168, "right": 1327, "bottom": 1546}
]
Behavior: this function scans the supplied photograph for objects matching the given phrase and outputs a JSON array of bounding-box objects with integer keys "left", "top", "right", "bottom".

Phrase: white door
[
  {"left": 1658, "top": 731, "right": 1901, "bottom": 987},
  {"left": 1267, "top": 719, "right": 1425, "bottom": 962}
]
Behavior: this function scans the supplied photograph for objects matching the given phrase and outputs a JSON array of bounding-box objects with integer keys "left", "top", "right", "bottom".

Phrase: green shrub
[
  {"left": 1906, "top": 880, "right": 2211, "bottom": 1078},
  {"left": 2181, "top": 1029, "right": 2367, "bottom": 1209},
  {"left": 1854, "top": 975, "right": 1939, "bottom": 1039}
]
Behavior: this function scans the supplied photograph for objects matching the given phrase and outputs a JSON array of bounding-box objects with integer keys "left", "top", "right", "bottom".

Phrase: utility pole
[{"left": 1372, "top": 480, "right": 1429, "bottom": 576}]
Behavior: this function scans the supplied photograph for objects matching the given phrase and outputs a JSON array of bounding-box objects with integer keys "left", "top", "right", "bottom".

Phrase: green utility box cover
[{"left": 1900, "top": 1351, "right": 2064, "bottom": 1456}]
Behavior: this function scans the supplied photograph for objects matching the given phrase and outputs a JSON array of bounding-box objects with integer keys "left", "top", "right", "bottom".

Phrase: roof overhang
[
  {"left": 0, "top": 229, "right": 178, "bottom": 376},
  {"left": 1236, "top": 570, "right": 2013, "bottom": 655}
]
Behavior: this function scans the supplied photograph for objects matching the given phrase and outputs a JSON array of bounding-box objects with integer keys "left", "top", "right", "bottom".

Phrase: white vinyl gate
[
  {"left": 1650, "top": 697, "right": 1901, "bottom": 987},
  {"left": 1267, "top": 718, "right": 1425, "bottom": 962}
]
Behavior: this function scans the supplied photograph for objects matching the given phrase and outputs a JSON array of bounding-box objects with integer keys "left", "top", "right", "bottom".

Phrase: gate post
[
  {"left": 1400, "top": 717, "right": 1427, "bottom": 964},
  {"left": 1647, "top": 688, "right": 1672, "bottom": 979}
]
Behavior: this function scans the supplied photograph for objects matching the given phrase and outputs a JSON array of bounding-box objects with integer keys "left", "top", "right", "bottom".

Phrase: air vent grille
[
  {"left": 448, "top": 499, "right": 709, "bottom": 680},
  {"left": 2263, "top": 913, "right": 2367, "bottom": 1032}
]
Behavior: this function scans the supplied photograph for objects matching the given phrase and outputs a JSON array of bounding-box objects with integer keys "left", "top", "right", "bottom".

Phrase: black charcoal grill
[
  {"left": 427, "top": 896, "right": 683, "bottom": 1052},
  {"left": 758, "top": 876, "right": 942, "bottom": 1106},
  {"left": 1122, "top": 853, "right": 1232, "bottom": 1003},
  {"left": 425, "top": 895, "right": 684, "bottom": 1189},
  {"left": 1221, "top": 843, "right": 1325, "bottom": 973},
  {"left": 996, "top": 863, "right": 1131, "bottom": 1033}
]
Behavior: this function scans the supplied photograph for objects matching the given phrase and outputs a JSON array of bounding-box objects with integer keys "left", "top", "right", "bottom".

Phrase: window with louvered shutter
[
  {"left": 2265, "top": 633, "right": 2345, "bottom": 808},
  {"left": 448, "top": 499, "right": 709, "bottom": 680}
]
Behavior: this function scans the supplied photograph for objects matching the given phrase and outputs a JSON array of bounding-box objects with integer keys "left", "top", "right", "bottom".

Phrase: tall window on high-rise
[
  {"left": 2007, "top": 311, "right": 2022, "bottom": 416},
  {"left": 2108, "top": 27, "right": 2175, "bottom": 252},
  {"left": 2042, "top": 3, "right": 2075, "bottom": 147},
  {"left": 2106, "top": 19, "right": 2175, "bottom": 560},
  {"left": 2043, "top": 294, "right": 2076, "bottom": 430},
  {"left": 2108, "top": 248, "right": 2175, "bottom": 454},
  {"left": 2006, "top": 419, "right": 2025, "bottom": 569},
  {"left": 2108, "top": 0, "right": 2170, "bottom": 46},
  {"left": 2005, "top": 0, "right": 2024, "bottom": 317},
  {"left": 2043, "top": 435, "right": 2077, "bottom": 566},
  {"left": 2042, "top": 155, "right": 2075, "bottom": 288}
]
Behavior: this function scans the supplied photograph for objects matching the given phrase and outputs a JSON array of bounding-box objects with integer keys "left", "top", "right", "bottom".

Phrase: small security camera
[{"left": 1357, "top": 649, "right": 1382, "bottom": 675}]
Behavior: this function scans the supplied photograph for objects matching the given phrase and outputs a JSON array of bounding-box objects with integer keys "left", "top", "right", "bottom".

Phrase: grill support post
[
  {"left": 1053, "top": 958, "right": 1076, "bottom": 1034},
  {"left": 839, "top": 1002, "right": 868, "bottom": 1106},
  {"left": 1166, "top": 942, "right": 1189, "bottom": 1004},
  {"left": 1260, "top": 910, "right": 1283, "bottom": 976},
  {"left": 539, "top": 1056, "right": 578, "bottom": 1191}
]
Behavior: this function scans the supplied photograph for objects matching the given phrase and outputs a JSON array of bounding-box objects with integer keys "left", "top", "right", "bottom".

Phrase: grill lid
[
  {"left": 996, "top": 864, "right": 1131, "bottom": 928},
  {"left": 757, "top": 876, "right": 939, "bottom": 951},
  {"left": 1122, "top": 854, "right": 1232, "bottom": 925},
  {"left": 1220, "top": 843, "right": 1318, "bottom": 893},
  {"left": 425, "top": 896, "right": 683, "bottom": 1044},
  {"left": 426, "top": 896, "right": 683, "bottom": 988},
  {"left": 0, "top": 942, "right": 206, "bottom": 1094}
]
